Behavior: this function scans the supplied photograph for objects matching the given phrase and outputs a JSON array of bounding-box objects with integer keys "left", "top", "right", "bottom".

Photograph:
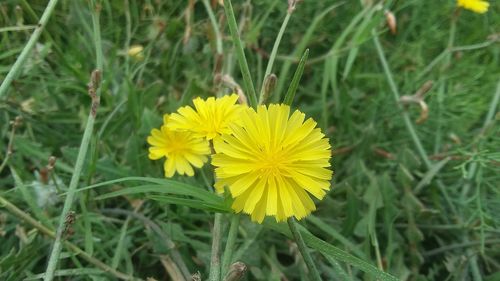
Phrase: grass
[{"left": 1, "top": 0, "right": 500, "bottom": 280}]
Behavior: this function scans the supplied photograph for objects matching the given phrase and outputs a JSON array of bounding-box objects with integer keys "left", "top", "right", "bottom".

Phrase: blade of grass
[
  {"left": 274, "top": 3, "right": 344, "bottom": 100},
  {"left": 24, "top": 268, "right": 105, "bottom": 280},
  {"left": 221, "top": 214, "right": 241, "bottom": 277},
  {"left": 287, "top": 218, "right": 322, "bottom": 281},
  {"left": 327, "top": 5, "right": 372, "bottom": 116},
  {"left": 43, "top": 1, "right": 104, "bottom": 279},
  {"left": 265, "top": 221, "right": 399, "bottom": 281},
  {"left": 0, "top": 0, "right": 60, "bottom": 99},
  {"left": 283, "top": 49, "right": 309, "bottom": 106},
  {"left": 202, "top": 0, "right": 223, "bottom": 55},
  {"left": 259, "top": 8, "right": 293, "bottom": 104},
  {"left": 223, "top": 0, "right": 258, "bottom": 108}
]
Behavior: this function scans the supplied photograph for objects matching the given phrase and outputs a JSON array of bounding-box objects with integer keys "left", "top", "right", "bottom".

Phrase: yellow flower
[
  {"left": 212, "top": 104, "right": 333, "bottom": 223},
  {"left": 147, "top": 115, "right": 210, "bottom": 177},
  {"left": 457, "top": 0, "right": 489, "bottom": 13},
  {"left": 168, "top": 94, "right": 243, "bottom": 140},
  {"left": 127, "top": 44, "right": 144, "bottom": 60}
]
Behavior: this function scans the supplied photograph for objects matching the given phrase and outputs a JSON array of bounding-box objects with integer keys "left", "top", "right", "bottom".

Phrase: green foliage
[{"left": 1, "top": 0, "right": 499, "bottom": 280}]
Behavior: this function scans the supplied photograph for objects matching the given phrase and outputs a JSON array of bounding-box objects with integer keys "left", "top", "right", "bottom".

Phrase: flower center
[{"left": 259, "top": 150, "right": 286, "bottom": 176}]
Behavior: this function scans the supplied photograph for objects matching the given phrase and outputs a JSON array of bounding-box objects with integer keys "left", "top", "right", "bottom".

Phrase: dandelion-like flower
[
  {"left": 457, "top": 0, "right": 489, "bottom": 13},
  {"left": 147, "top": 115, "right": 210, "bottom": 177},
  {"left": 127, "top": 44, "right": 144, "bottom": 61},
  {"left": 212, "top": 104, "right": 333, "bottom": 223},
  {"left": 168, "top": 94, "right": 243, "bottom": 140}
]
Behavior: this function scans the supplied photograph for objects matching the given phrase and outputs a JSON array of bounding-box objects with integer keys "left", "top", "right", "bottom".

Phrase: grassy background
[{"left": 1, "top": 0, "right": 499, "bottom": 280}]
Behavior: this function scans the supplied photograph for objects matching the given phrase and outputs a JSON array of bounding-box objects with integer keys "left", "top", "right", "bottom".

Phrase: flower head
[
  {"left": 147, "top": 115, "right": 210, "bottom": 177},
  {"left": 457, "top": 0, "right": 489, "bottom": 13},
  {"left": 127, "top": 44, "right": 144, "bottom": 60},
  {"left": 167, "top": 94, "right": 243, "bottom": 140},
  {"left": 212, "top": 104, "right": 333, "bottom": 223}
]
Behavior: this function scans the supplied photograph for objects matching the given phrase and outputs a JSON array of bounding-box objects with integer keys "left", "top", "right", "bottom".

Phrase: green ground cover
[{"left": 1, "top": 0, "right": 499, "bottom": 280}]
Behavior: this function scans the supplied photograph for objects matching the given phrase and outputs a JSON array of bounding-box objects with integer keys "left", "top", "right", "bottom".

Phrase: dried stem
[{"left": 0, "top": 116, "right": 22, "bottom": 173}]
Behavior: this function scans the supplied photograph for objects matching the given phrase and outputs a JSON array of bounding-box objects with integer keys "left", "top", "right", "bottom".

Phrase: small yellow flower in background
[
  {"left": 168, "top": 94, "right": 243, "bottom": 140},
  {"left": 212, "top": 104, "right": 333, "bottom": 223},
  {"left": 457, "top": 0, "right": 489, "bottom": 13},
  {"left": 128, "top": 44, "right": 145, "bottom": 60},
  {"left": 147, "top": 115, "right": 210, "bottom": 177}
]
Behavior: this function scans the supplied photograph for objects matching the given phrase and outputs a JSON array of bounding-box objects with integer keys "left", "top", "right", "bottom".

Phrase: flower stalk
[
  {"left": 221, "top": 214, "right": 241, "bottom": 277},
  {"left": 287, "top": 218, "right": 322, "bottom": 281},
  {"left": 209, "top": 213, "right": 223, "bottom": 281}
]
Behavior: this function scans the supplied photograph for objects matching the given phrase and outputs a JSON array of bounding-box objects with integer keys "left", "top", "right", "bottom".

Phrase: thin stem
[
  {"left": 482, "top": 81, "right": 500, "bottom": 132},
  {"left": 423, "top": 238, "right": 500, "bottom": 257},
  {"left": 123, "top": 0, "right": 132, "bottom": 76},
  {"left": 372, "top": 233, "right": 384, "bottom": 271},
  {"left": 221, "top": 214, "right": 241, "bottom": 277},
  {"left": 287, "top": 218, "right": 322, "bottom": 281},
  {"left": 0, "top": 118, "right": 19, "bottom": 174},
  {"left": 223, "top": 0, "right": 258, "bottom": 108},
  {"left": 209, "top": 213, "right": 223, "bottom": 281},
  {"left": 258, "top": 11, "right": 292, "bottom": 104},
  {"left": 202, "top": 0, "right": 223, "bottom": 55},
  {"left": 0, "top": 196, "right": 139, "bottom": 280},
  {"left": 0, "top": 0, "right": 59, "bottom": 99},
  {"left": 43, "top": 2, "right": 103, "bottom": 280},
  {"left": 92, "top": 0, "right": 104, "bottom": 71},
  {"left": 0, "top": 25, "right": 37, "bottom": 33}
]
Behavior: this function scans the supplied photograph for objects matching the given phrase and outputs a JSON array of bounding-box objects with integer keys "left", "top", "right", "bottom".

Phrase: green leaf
[
  {"left": 265, "top": 221, "right": 399, "bottom": 281},
  {"left": 283, "top": 49, "right": 309, "bottom": 106},
  {"left": 78, "top": 177, "right": 224, "bottom": 210},
  {"left": 24, "top": 268, "right": 104, "bottom": 280},
  {"left": 414, "top": 157, "right": 450, "bottom": 194},
  {"left": 148, "top": 195, "right": 229, "bottom": 213}
]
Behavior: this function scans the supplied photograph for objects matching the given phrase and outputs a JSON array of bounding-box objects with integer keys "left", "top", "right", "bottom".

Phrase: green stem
[
  {"left": 0, "top": 119, "right": 18, "bottom": 174},
  {"left": 259, "top": 11, "right": 292, "bottom": 103},
  {"left": 0, "top": 0, "right": 59, "bottom": 99},
  {"left": 0, "top": 196, "right": 139, "bottom": 280},
  {"left": 43, "top": 2, "right": 103, "bottom": 280},
  {"left": 287, "top": 218, "right": 322, "bottom": 281},
  {"left": 223, "top": 0, "right": 258, "bottom": 108},
  {"left": 221, "top": 214, "right": 241, "bottom": 277},
  {"left": 209, "top": 213, "right": 223, "bottom": 281},
  {"left": 202, "top": 0, "right": 223, "bottom": 55}
]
